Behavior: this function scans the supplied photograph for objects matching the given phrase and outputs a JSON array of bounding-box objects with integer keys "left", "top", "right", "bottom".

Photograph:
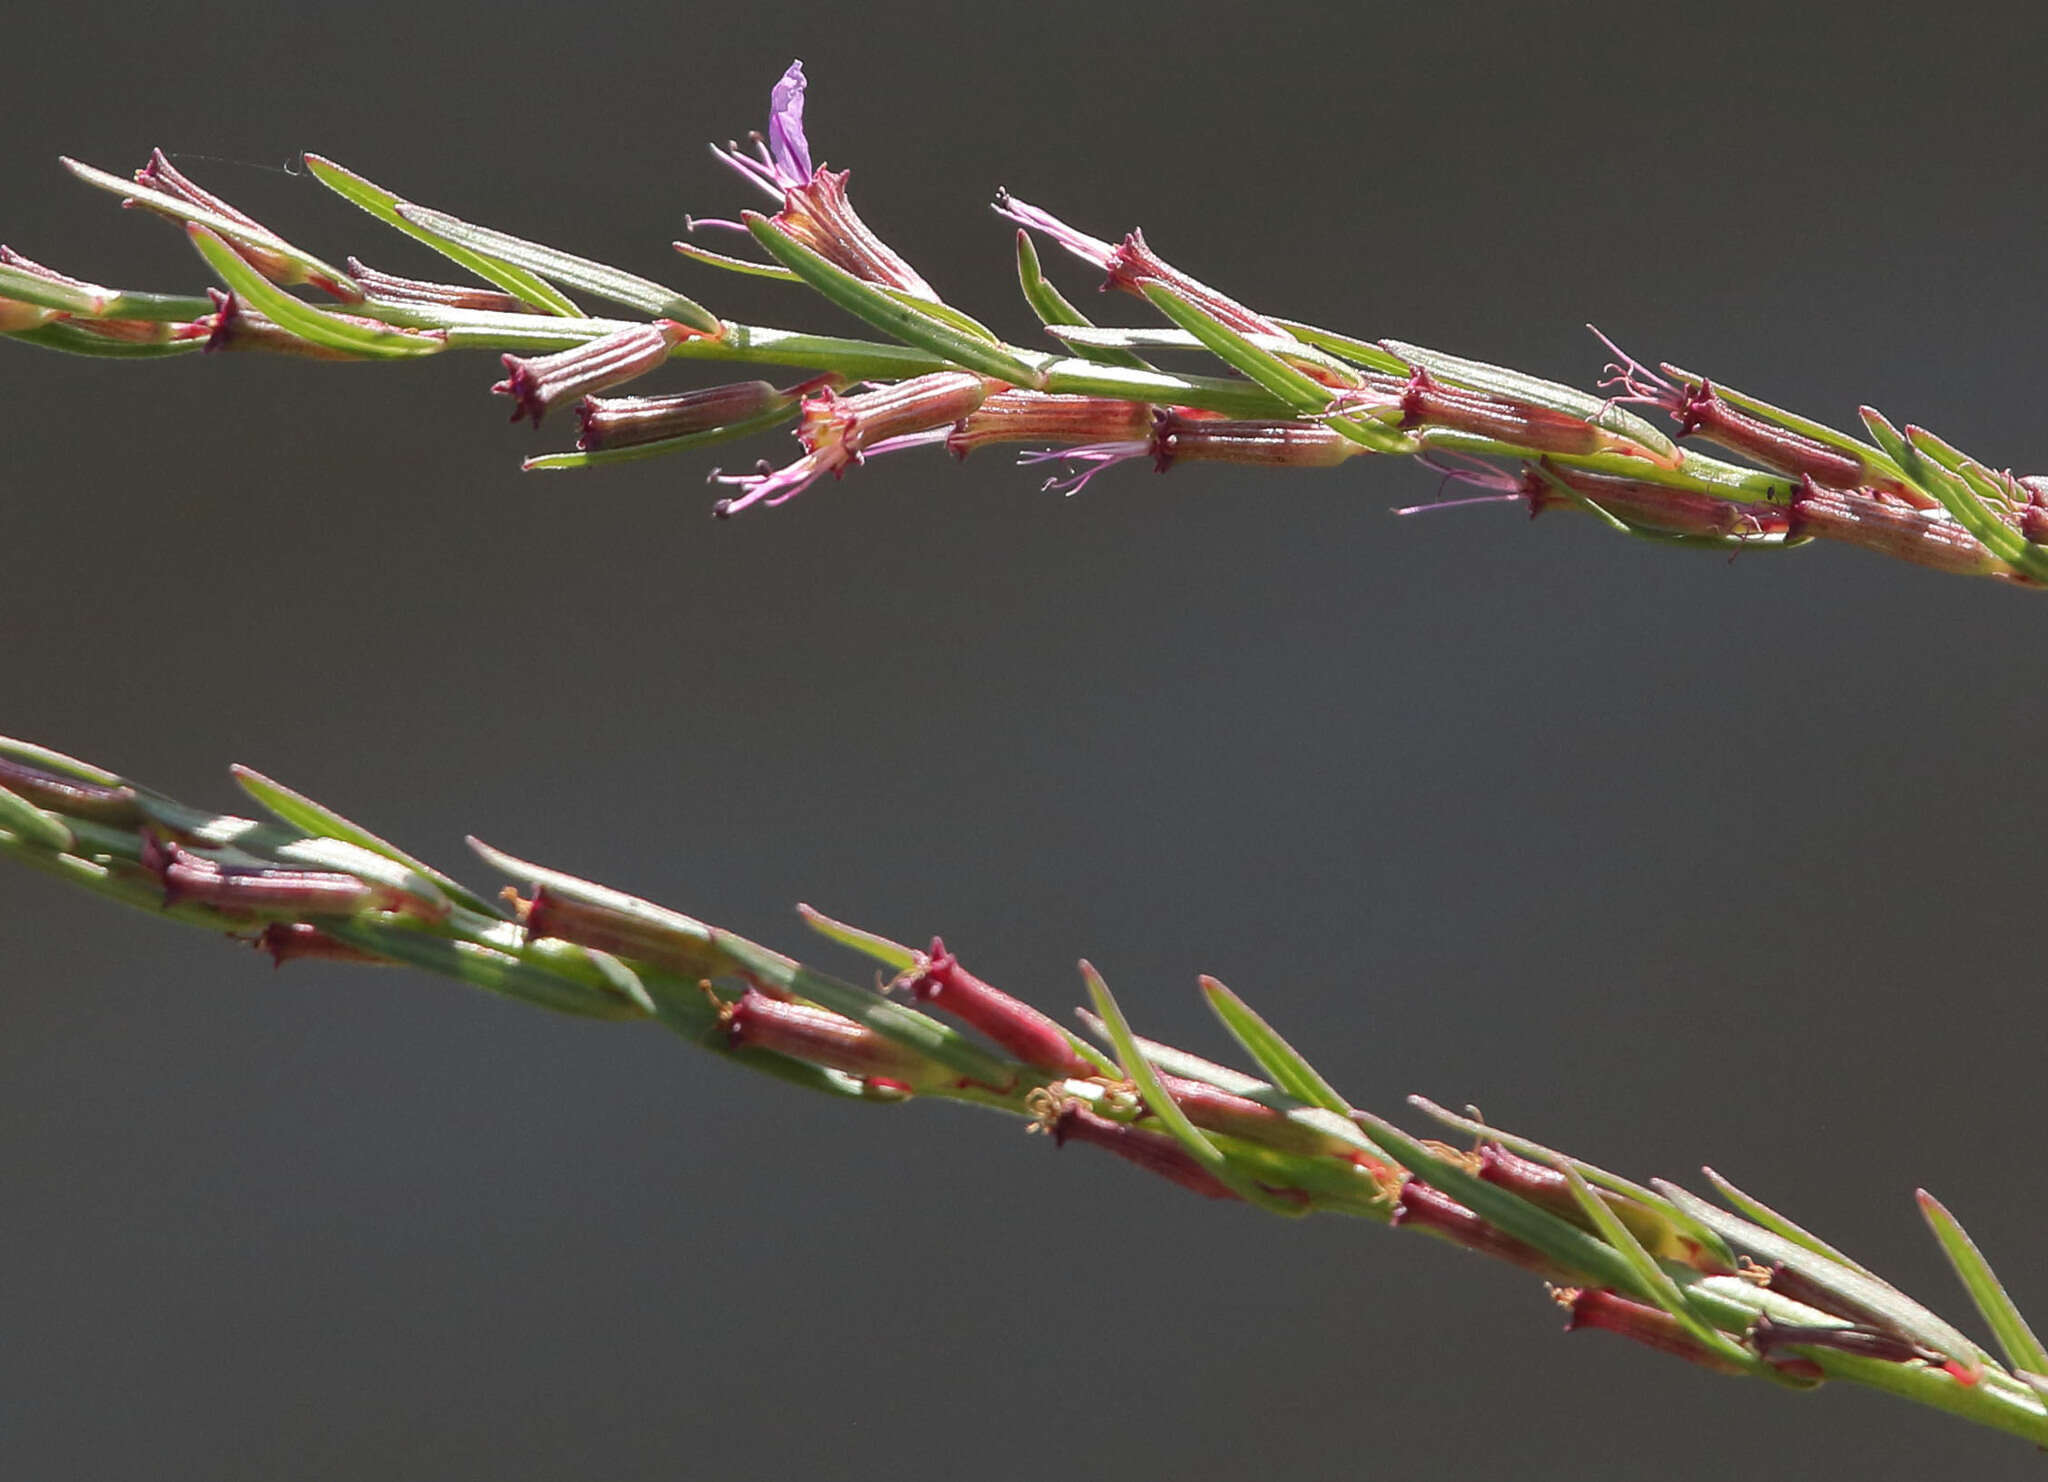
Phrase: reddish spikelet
[
  {"left": 130, "top": 150, "right": 357, "bottom": 300},
  {"left": 520, "top": 884, "right": 735, "bottom": 980},
  {"left": 1659, "top": 372, "right": 1934, "bottom": 509},
  {"left": 1747, "top": 1312, "right": 1951, "bottom": 1379},
  {"left": 1150, "top": 408, "right": 1359, "bottom": 471},
  {"left": 1474, "top": 1146, "right": 1722, "bottom": 1271},
  {"left": 138, "top": 831, "right": 415, "bottom": 919},
  {"left": 1562, "top": 1288, "right": 1750, "bottom": 1375},
  {"left": 252, "top": 922, "right": 391, "bottom": 967},
  {"left": 725, "top": 986, "right": 942, "bottom": 1088},
  {"left": 1787, "top": 479, "right": 2022, "bottom": 581},
  {"left": 1394, "top": 367, "right": 1670, "bottom": 465},
  {"left": 906, "top": 938, "right": 1096, "bottom": 1078},
  {"left": 1391, "top": 1177, "right": 1583, "bottom": 1282},
  {"left": 944, "top": 391, "right": 1155, "bottom": 459},
  {"left": 773, "top": 167, "right": 939, "bottom": 300},
  {"left": 577, "top": 377, "right": 817, "bottom": 452},
  {"left": 1150, "top": 1073, "right": 1358, "bottom": 1158},
  {"left": 1526, "top": 460, "right": 1792, "bottom": 542},
  {"left": 202, "top": 290, "right": 365, "bottom": 360},
  {"left": 494, "top": 321, "right": 689, "bottom": 427},
  {"left": 0, "top": 753, "right": 143, "bottom": 825},
  {"left": 1048, "top": 1100, "right": 1240, "bottom": 1200},
  {"left": 345, "top": 257, "right": 541, "bottom": 314}
]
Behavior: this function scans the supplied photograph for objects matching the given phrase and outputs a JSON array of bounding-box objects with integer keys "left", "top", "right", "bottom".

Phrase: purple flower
[
  {"left": 711, "top": 59, "right": 815, "bottom": 199},
  {"left": 696, "top": 60, "right": 939, "bottom": 301}
]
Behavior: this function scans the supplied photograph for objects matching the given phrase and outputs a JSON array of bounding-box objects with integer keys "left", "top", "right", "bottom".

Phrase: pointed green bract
[
  {"left": 797, "top": 903, "right": 920, "bottom": 972},
  {"left": 1013, "top": 230, "right": 1152, "bottom": 371},
  {"left": 1561, "top": 1166, "right": 1759, "bottom": 1371},
  {"left": 1699, "top": 1166, "right": 1879, "bottom": 1279},
  {"left": 1081, "top": 962, "right": 1304, "bottom": 1215},
  {"left": 1273, "top": 318, "right": 1411, "bottom": 375},
  {"left": 4, "top": 321, "right": 206, "bottom": 358},
  {"left": 1197, "top": 976, "right": 1351, "bottom": 1115},
  {"left": 302, "top": 154, "right": 583, "bottom": 317},
  {"left": 1663, "top": 362, "right": 1895, "bottom": 473},
  {"left": 745, "top": 214, "right": 1038, "bottom": 386},
  {"left": 1657, "top": 1179, "right": 1990, "bottom": 1373},
  {"left": 1918, "top": 1190, "right": 2048, "bottom": 1376},
  {"left": 1139, "top": 282, "right": 1408, "bottom": 454},
  {"left": 397, "top": 203, "right": 717, "bottom": 331},
  {"left": 232, "top": 765, "right": 502, "bottom": 918},
  {"left": 0, "top": 783, "right": 73, "bottom": 852},
  {"left": 188, "top": 228, "right": 443, "bottom": 359}
]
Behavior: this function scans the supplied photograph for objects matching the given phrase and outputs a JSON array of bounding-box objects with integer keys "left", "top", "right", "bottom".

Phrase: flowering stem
[
  {"left": 3, "top": 731, "right": 2047, "bottom": 1447},
  {"left": 7, "top": 58, "right": 2045, "bottom": 582}
]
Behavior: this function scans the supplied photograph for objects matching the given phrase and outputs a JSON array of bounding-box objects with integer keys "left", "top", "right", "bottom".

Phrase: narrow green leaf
[
  {"left": 575, "top": 947, "right": 658, "bottom": 1016},
  {"left": 1197, "top": 977, "right": 1351, "bottom": 1115},
  {"left": 1562, "top": 1166, "right": 1759, "bottom": 1370},
  {"left": 0, "top": 783, "right": 73, "bottom": 852},
  {"left": 0, "top": 262, "right": 107, "bottom": 316},
  {"left": 1139, "top": 282, "right": 1408, "bottom": 454},
  {"left": 0, "top": 737, "right": 123, "bottom": 787},
  {"left": 523, "top": 400, "right": 802, "bottom": 471},
  {"left": 1273, "top": 318, "right": 1412, "bottom": 375},
  {"left": 1353, "top": 1109, "right": 1646, "bottom": 1294},
  {"left": 301, "top": 154, "right": 583, "bottom": 317},
  {"left": 796, "top": 903, "right": 919, "bottom": 972},
  {"left": 1047, "top": 324, "right": 1365, "bottom": 385},
  {"left": 673, "top": 237, "right": 802, "bottom": 280},
  {"left": 1655, "top": 1179, "right": 1991, "bottom": 1370},
  {"left": 744, "top": 213, "right": 1039, "bottom": 386},
  {"left": 318, "top": 920, "right": 640, "bottom": 1021},
  {"left": 1012, "top": 230, "right": 1152, "bottom": 371},
  {"left": 231, "top": 765, "right": 501, "bottom": 918},
  {"left": 398, "top": 203, "right": 716, "bottom": 331},
  {"left": 0, "top": 265, "right": 211, "bottom": 323},
  {"left": 1700, "top": 1167, "right": 1883, "bottom": 1278},
  {"left": 187, "top": 227, "right": 443, "bottom": 359},
  {"left": 1918, "top": 1189, "right": 2048, "bottom": 1375},
  {"left": 63, "top": 157, "right": 357, "bottom": 296},
  {"left": 1081, "top": 962, "right": 1306, "bottom": 1215}
]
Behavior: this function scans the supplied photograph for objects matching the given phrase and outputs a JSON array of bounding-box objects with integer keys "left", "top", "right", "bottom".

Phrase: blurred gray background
[{"left": 4, "top": 3, "right": 2046, "bottom": 1477}]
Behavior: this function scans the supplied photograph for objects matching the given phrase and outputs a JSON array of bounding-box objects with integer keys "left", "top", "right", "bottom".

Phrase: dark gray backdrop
[{"left": 4, "top": 4, "right": 2045, "bottom": 1477}]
